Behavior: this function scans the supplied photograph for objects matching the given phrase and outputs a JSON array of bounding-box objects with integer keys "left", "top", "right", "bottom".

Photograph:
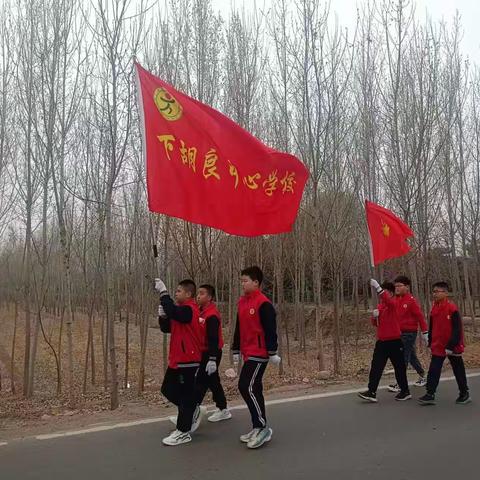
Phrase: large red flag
[
  {"left": 365, "top": 200, "right": 413, "bottom": 266},
  {"left": 135, "top": 63, "right": 309, "bottom": 236}
]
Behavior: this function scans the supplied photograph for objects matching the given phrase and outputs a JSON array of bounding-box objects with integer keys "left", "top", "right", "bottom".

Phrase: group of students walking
[
  {"left": 154, "top": 268, "right": 471, "bottom": 450},
  {"left": 155, "top": 265, "right": 279, "bottom": 448},
  {"left": 359, "top": 276, "right": 471, "bottom": 406}
]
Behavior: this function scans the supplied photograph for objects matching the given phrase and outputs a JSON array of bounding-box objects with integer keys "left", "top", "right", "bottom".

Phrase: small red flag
[
  {"left": 135, "top": 63, "right": 309, "bottom": 236},
  {"left": 365, "top": 200, "right": 413, "bottom": 266}
]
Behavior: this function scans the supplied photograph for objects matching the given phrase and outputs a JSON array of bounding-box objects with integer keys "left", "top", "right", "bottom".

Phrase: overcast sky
[{"left": 210, "top": 0, "right": 480, "bottom": 64}]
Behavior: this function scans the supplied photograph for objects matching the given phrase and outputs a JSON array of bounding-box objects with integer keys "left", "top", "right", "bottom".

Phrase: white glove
[
  {"left": 422, "top": 332, "right": 429, "bottom": 345},
  {"left": 373, "top": 309, "right": 379, "bottom": 318},
  {"left": 445, "top": 348, "right": 453, "bottom": 356},
  {"left": 370, "top": 279, "right": 382, "bottom": 293},
  {"left": 269, "top": 354, "right": 281, "bottom": 365},
  {"left": 206, "top": 360, "right": 217, "bottom": 375},
  {"left": 158, "top": 304, "right": 166, "bottom": 318},
  {"left": 154, "top": 278, "right": 167, "bottom": 294},
  {"left": 232, "top": 353, "right": 240, "bottom": 365}
]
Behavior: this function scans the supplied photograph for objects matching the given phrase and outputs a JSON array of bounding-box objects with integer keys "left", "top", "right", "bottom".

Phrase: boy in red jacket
[
  {"left": 156, "top": 278, "right": 203, "bottom": 446},
  {"left": 195, "top": 284, "right": 231, "bottom": 422},
  {"left": 419, "top": 282, "right": 471, "bottom": 405},
  {"left": 359, "top": 279, "right": 411, "bottom": 403},
  {"left": 232, "top": 266, "right": 280, "bottom": 449},
  {"left": 388, "top": 275, "right": 429, "bottom": 393}
]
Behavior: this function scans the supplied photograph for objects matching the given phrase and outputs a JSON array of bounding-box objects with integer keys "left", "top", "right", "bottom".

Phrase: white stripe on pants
[{"left": 249, "top": 362, "right": 265, "bottom": 427}]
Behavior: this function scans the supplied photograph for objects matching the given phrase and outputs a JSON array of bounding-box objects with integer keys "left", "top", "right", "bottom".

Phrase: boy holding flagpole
[{"left": 359, "top": 279, "right": 411, "bottom": 403}]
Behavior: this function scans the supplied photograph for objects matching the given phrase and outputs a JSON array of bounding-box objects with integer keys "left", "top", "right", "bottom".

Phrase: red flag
[
  {"left": 365, "top": 200, "right": 413, "bottom": 266},
  {"left": 135, "top": 63, "right": 309, "bottom": 236}
]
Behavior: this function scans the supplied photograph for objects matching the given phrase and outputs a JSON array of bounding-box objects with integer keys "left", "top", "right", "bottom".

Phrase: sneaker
[
  {"left": 240, "top": 428, "right": 260, "bottom": 443},
  {"left": 456, "top": 393, "right": 472, "bottom": 405},
  {"left": 208, "top": 408, "right": 232, "bottom": 422},
  {"left": 358, "top": 390, "right": 377, "bottom": 403},
  {"left": 190, "top": 405, "right": 207, "bottom": 433},
  {"left": 414, "top": 376, "right": 427, "bottom": 387},
  {"left": 395, "top": 391, "right": 412, "bottom": 401},
  {"left": 247, "top": 427, "right": 273, "bottom": 449},
  {"left": 418, "top": 393, "right": 436, "bottom": 405},
  {"left": 387, "top": 384, "right": 400, "bottom": 393},
  {"left": 162, "top": 429, "right": 192, "bottom": 446},
  {"left": 169, "top": 415, "right": 177, "bottom": 426}
]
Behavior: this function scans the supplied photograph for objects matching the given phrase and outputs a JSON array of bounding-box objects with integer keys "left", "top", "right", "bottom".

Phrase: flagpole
[
  {"left": 134, "top": 59, "right": 162, "bottom": 278},
  {"left": 365, "top": 200, "right": 376, "bottom": 312},
  {"left": 365, "top": 200, "right": 375, "bottom": 269},
  {"left": 367, "top": 230, "right": 375, "bottom": 270},
  {"left": 134, "top": 60, "right": 169, "bottom": 371}
]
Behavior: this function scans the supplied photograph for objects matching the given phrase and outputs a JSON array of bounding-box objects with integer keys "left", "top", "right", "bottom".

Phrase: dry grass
[{"left": 1, "top": 304, "right": 479, "bottom": 421}]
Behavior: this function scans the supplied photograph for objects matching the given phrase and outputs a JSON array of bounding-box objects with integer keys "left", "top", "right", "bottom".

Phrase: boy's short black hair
[
  {"left": 241, "top": 266, "right": 263, "bottom": 285},
  {"left": 199, "top": 284, "right": 216, "bottom": 300},
  {"left": 394, "top": 275, "right": 411, "bottom": 286},
  {"left": 178, "top": 279, "right": 196, "bottom": 297},
  {"left": 432, "top": 281, "right": 450, "bottom": 292},
  {"left": 381, "top": 281, "right": 395, "bottom": 294}
]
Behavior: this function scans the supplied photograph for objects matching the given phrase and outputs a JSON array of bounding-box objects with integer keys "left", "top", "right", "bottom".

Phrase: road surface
[{"left": 1, "top": 374, "right": 478, "bottom": 480}]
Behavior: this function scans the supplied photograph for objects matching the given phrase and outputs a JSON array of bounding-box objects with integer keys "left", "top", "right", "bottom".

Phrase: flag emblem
[
  {"left": 153, "top": 87, "right": 183, "bottom": 121},
  {"left": 382, "top": 221, "right": 390, "bottom": 237}
]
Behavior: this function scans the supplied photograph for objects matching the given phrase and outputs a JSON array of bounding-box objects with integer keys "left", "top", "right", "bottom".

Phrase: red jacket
[
  {"left": 237, "top": 290, "right": 274, "bottom": 360},
  {"left": 394, "top": 294, "right": 428, "bottom": 333},
  {"left": 168, "top": 299, "right": 202, "bottom": 369},
  {"left": 198, "top": 302, "right": 224, "bottom": 353},
  {"left": 429, "top": 299, "right": 464, "bottom": 357},
  {"left": 371, "top": 291, "right": 402, "bottom": 341}
]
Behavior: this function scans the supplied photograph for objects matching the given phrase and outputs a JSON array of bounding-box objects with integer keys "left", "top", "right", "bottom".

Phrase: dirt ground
[{"left": 1, "top": 304, "right": 479, "bottom": 437}]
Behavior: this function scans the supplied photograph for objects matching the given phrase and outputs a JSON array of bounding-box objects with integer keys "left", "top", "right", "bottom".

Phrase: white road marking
[
  {"left": 35, "top": 417, "right": 172, "bottom": 440},
  {"left": 34, "top": 372, "right": 480, "bottom": 441},
  {"left": 0, "top": 442, "right": 8, "bottom": 447}
]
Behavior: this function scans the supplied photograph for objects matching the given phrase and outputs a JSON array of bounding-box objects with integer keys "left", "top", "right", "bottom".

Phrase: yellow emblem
[
  {"left": 382, "top": 221, "right": 390, "bottom": 237},
  {"left": 153, "top": 87, "right": 183, "bottom": 121}
]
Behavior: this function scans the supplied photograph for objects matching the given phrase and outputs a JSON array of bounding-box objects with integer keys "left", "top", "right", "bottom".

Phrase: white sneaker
[
  {"left": 247, "top": 427, "right": 273, "bottom": 449},
  {"left": 240, "top": 428, "right": 260, "bottom": 443},
  {"left": 190, "top": 405, "right": 207, "bottom": 433},
  {"left": 162, "top": 429, "right": 192, "bottom": 446},
  {"left": 414, "top": 376, "right": 426, "bottom": 387},
  {"left": 388, "top": 384, "right": 400, "bottom": 393},
  {"left": 169, "top": 415, "right": 177, "bottom": 426},
  {"left": 208, "top": 408, "right": 232, "bottom": 423}
]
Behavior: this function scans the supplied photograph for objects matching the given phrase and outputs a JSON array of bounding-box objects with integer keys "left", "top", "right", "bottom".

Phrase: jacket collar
[{"left": 244, "top": 289, "right": 262, "bottom": 299}]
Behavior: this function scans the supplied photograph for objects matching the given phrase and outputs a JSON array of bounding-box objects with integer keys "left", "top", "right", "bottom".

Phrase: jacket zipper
[{"left": 181, "top": 340, "right": 186, "bottom": 353}]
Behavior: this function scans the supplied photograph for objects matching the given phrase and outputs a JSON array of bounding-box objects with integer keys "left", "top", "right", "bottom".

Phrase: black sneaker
[
  {"left": 395, "top": 391, "right": 412, "bottom": 401},
  {"left": 418, "top": 393, "right": 436, "bottom": 405},
  {"left": 358, "top": 390, "right": 377, "bottom": 403},
  {"left": 456, "top": 393, "right": 472, "bottom": 405}
]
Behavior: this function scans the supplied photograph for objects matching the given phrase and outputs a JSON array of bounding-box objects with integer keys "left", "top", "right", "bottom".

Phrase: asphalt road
[{"left": 1, "top": 374, "right": 478, "bottom": 480}]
